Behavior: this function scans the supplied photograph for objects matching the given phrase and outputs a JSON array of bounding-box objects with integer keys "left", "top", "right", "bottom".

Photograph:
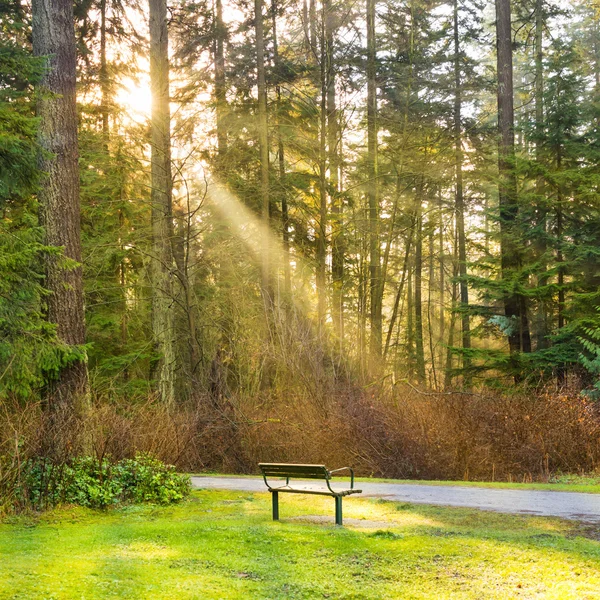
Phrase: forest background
[{"left": 1, "top": 0, "right": 600, "bottom": 484}]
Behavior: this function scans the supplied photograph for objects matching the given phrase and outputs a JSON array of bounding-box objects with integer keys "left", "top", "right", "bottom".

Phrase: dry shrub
[
  {"left": 1, "top": 386, "right": 599, "bottom": 499},
  {"left": 237, "top": 385, "right": 600, "bottom": 481}
]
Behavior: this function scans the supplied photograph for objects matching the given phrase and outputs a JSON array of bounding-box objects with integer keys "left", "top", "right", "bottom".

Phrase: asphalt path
[{"left": 191, "top": 476, "right": 600, "bottom": 523}]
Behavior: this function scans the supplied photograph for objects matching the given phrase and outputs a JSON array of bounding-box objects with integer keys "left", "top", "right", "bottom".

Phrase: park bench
[{"left": 258, "top": 463, "right": 362, "bottom": 526}]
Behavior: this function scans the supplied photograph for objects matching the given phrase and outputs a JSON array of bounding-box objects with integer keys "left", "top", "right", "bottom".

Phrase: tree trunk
[
  {"left": 149, "top": 0, "right": 176, "bottom": 403},
  {"left": 444, "top": 220, "right": 459, "bottom": 389},
  {"left": 327, "top": 0, "right": 343, "bottom": 345},
  {"left": 534, "top": 0, "right": 548, "bottom": 351},
  {"left": 100, "top": 0, "right": 109, "bottom": 145},
  {"left": 367, "top": 0, "right": 381, "bottom": 357},
  {"left": 495, "top": 0, "right": 531, "bottom": 363},
  {"left": 438, "top": 190, "right": 445, "bottom": 371},
  {"left": 255, "top": 0, "right": 270, "bottom": 299},
  {"left": 316, "top": 8, "right": 327, "bottom": 327},
  {"left": 454, "top": 0, "right": 471, "bottom": 380},
  {"left": 271, "top": 0, "right": 290, "bottom": 295},
  {"left": 556, "top": 149, "right": 565, "bottom": 385},
  {"left": 309, "top": 0, "right": 317, "bottom": 57},
  {"left": 384, "top": 227, "right": 414, "bottom": 359},
  {"left": 427, "top": 197, "right": 437, "bottom": 388},
  {"left": 32, "top": 0, "right": 88, "bottom": 411},
  {"left": 414, "top": 187, "right": 426, "bottom": 384},
  {"left": 406, "top": 260, "right": 415, "bottom": 381},
  {"left": 215, "top": 0, "right": 227, "bottom": 159}
]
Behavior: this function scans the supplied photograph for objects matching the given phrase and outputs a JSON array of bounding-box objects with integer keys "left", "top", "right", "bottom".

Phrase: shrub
[{"left": 15, "top": 453, "right": 191, "bottom": 511}]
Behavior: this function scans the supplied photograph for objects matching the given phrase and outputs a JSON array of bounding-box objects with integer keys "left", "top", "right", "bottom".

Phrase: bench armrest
[
  {"left": 328, "top": 467, "right": 355, "bottom": 490},
  {"left": 260, "top": 471, "right": 289, "bottom": 491}
]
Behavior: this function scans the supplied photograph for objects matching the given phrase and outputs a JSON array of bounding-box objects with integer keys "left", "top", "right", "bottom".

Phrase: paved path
[{"left": 192, "top": 476, "right": 600, "bottom": 523}]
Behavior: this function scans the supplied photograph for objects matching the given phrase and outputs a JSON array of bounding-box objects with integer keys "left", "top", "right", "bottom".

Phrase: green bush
[{"left": 16, "top": 453, "right": 191, "bottom": 510}]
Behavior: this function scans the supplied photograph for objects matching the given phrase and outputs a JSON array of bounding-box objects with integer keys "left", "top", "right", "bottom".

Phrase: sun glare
[{"left": 116, "top": 76, "right": 152, "bottom": 123}]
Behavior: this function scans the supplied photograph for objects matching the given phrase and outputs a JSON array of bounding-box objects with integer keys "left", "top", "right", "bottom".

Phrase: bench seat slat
[
  {"left": 269, "top": 485, "right": 362, "bottom": 497},
  {"left": 259, "top": 463, "right": 329, "bottom": 479},
  {"left": 259, "top": 464, "right": 326, "bottom": 470}
]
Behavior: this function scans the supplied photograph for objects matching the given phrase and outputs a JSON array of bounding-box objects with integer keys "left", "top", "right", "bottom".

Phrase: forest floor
[{"left": 2, "top": 490, "right": 599, "bottom": 599}]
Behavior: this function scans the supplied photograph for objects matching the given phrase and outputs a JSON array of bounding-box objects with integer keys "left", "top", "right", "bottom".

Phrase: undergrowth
[{"left": 3, "top": 382, "right": 598, "bottom": 491}]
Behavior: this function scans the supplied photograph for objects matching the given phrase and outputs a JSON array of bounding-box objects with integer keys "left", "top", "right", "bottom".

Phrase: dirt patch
[
  {"left": 288, "top": 515, "right": 401, "bottom": 529},
  {"left": 568, "top": 523, "right": 600, "bottom": 541}
]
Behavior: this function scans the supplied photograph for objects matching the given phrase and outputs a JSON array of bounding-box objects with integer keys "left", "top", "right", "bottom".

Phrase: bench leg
[
  {"left": 272, "top": 491, "right": 279, "bottom": 521},
  {"left": 335, "top": 496, "right": 342, "bottom": 526}
]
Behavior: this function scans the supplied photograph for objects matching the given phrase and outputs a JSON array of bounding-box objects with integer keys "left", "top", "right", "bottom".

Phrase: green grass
[
  {"left": 1, "top": 491, "right": 599, "bottom": 599},
  {"left": 193, "top": 472, "right": 600, "bottom": 494}
]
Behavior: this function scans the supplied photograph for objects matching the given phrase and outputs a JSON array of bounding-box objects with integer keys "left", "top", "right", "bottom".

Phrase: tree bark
[
  {"left": 495, "top": 0, "right": 531, "bottom": 362},
  {"left": 384, "top": 215, "right": 415, "bottom": 359},
  {"left": 271, "top": 0, "right": 290, "bottom": 295},
  {"left": 454, "top": 0, "right": 471, "bottom": 379},
  {"left": 444, "top": 219, "right": 459, "bottom": 389},
  {"left": 414, "top": 186, "right": 426, "bottom": 384},
  {"left": 32, "top": 0, "right": 88, "bottom": 410},
  {"left": 215, "top": 0, "right": 227, "bottom": 159},
  {"left": 367, "top": 0, "right": 381, "bottom": 357},
  {"left": 438, "top": 189, "right": 445, "bottom": 371},
  {"left": 100, "top": 0, "right": 109, "bottom": 145},
  {"left": 309, "top": 0, "right": 317, "bottom": 57},
  {"left": 255, "top": 0, "right": 270, "bottom": 299},
  {"left": 406, "top": 260, "right": 415, "bottom": 381},
  {"left": 149, "top": 0, "right": 176, "bottom": 403},
  {"left": 316, "top": 8, "right": 327, "bottom": 327},
  {"left": 327, "top": 0, "right": 343, "bottom": 344},
  {"left": 533, "top": 0, "right": 548, "bottom": 351}
]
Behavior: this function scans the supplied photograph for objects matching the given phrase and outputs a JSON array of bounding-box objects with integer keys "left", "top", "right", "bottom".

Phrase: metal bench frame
[{"left": 258, "top": 463, "right": 362, "bottom": 525}]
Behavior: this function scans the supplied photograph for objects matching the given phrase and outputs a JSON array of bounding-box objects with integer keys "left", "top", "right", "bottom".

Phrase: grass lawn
[
  {"left": 193, "top": 473, "right": 600, "bottom": 494},
  {"left": 1, "top": 490, "right": 599, "bottom": 599}
]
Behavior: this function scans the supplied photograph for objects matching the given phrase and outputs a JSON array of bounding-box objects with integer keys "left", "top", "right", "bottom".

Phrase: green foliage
[
  {"left": 0, "top": 6, "right": 71, "bottom": 400},
  {"left": 578, "top": 307, "right": 600, "bottom": 398},
  {"left": 17, "top": 453, "right": 191, "bottom": 510}
]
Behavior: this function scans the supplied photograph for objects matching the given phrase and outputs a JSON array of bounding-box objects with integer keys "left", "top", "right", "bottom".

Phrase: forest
[{"left": 1, "top": 0, "right": 600, "bottom": 492}]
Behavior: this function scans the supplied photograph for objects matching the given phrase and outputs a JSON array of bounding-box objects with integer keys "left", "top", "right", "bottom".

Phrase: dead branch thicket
[{"left": 1, "top": 382, "right": 598, "bottom": 509}]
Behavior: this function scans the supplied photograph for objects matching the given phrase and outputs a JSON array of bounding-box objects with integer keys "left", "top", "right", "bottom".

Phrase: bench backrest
[{"left": 259, "top": 463, "right": 329, "bottom": 480}]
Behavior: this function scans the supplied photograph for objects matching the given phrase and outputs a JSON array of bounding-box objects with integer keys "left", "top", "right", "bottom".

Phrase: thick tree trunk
[
  {"left": 32, "top": 0, "right": 88, "bottom": 411},
  {"left": 367, "top": 0, "right": 381, "bottom": 357},
  {"left": 149, "top": 0, "right": 176, "bottom": 403},
  {"left": 495, "top": 0, "right": 531, "bottom": 362}
]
